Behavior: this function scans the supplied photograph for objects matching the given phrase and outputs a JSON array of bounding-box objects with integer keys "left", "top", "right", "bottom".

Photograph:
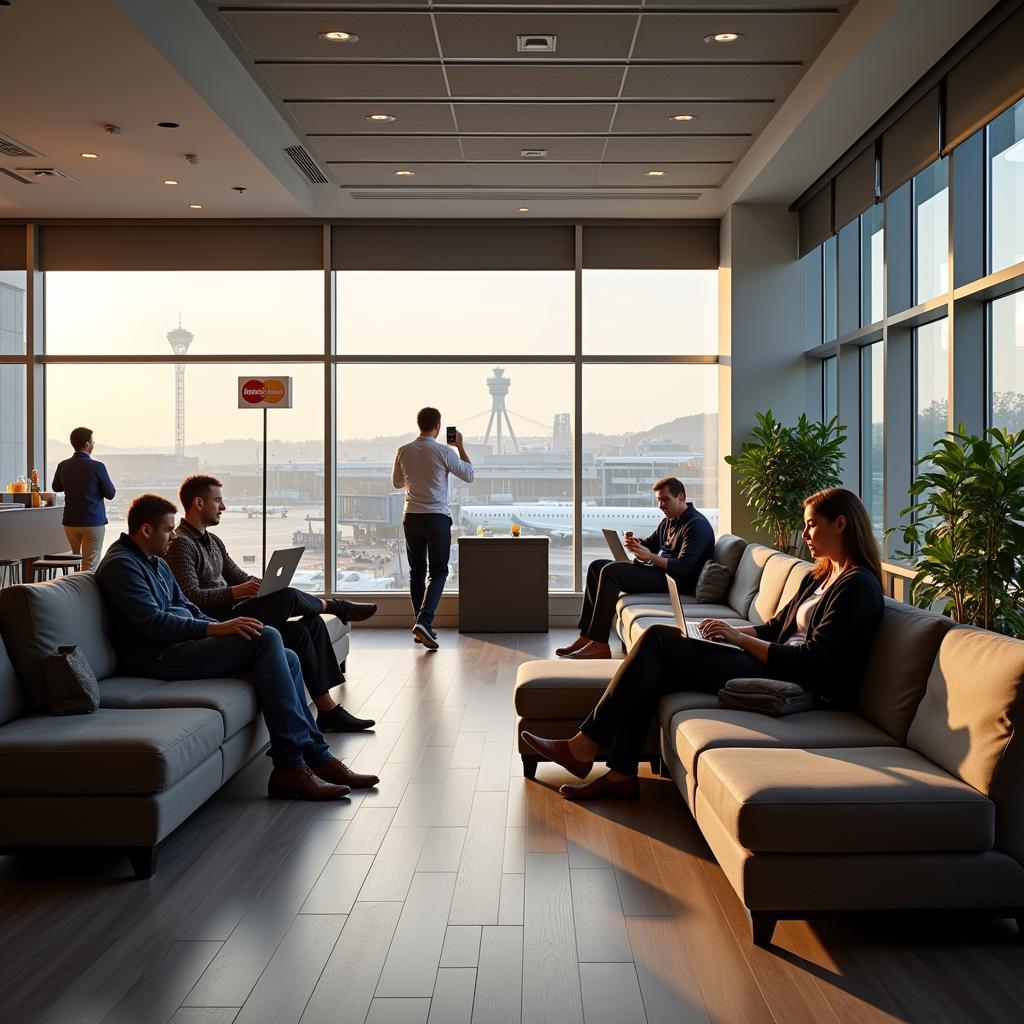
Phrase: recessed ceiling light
[
  {"left": 705, "top": 32, "right": 742, "bottom": 43},
  {"left": 518, "top": 207, "right": 529, "bottom": 213},
  {"left": 646, "top": 170, "right": 665, "bottom": 177},
  {"left": 669, "top": 113, "right": 697, "bottom": 122},
  {"left": 366, "top": 113, "right": 396, "bottom": 123},
  {"left": 163, "top": 179, "right": 178, "bottom": 186},
  {"left": 156, "top": 121, "right": 180, "bottom": 129},
  {"left": 80, "top": 152, "right": 99, "bottom": 159},
  {"left": 188, "top": 203, "right": 203, "bottom": 209},
  {"left": 319, "top": 30, "right": 358, "bottom": 43},
  {"left": 394, "top": 170, "right": 415, "bottom": 176}
]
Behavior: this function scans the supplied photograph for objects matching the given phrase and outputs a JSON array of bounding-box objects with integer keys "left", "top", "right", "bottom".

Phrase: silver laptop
[
  {"left": 666, "top": 575, "right": 741, "bottom": 649},
  {"left": 602, "top": 528, "right": 631, "bottom": 563},
  {"left": 256, "top": 546, "right": 305, "bottom": 598}
]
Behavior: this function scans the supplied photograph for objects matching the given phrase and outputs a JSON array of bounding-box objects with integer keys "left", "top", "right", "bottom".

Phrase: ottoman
[{"left": 513, "top": 659, "right": 662, "bottom": 778}]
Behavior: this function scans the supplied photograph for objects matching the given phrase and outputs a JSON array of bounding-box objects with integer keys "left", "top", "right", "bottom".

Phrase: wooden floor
[{"left": 2, "top": 630, "right": 1023, "bottom": 1024}]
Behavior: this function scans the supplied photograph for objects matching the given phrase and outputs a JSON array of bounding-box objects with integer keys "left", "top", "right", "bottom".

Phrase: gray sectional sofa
[
  {"left": 514, "top": 535, "right": 1024, "bottom": 945},
  {"left": 0, "top": 573, "right": 350, "bottom": 878}
]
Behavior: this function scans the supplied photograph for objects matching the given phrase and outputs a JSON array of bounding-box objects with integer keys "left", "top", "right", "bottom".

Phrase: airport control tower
[
  {"left": 483, "top": 366, "right": 519, "bottom": 455},
  {"left": 167, "top": 316, "right": 194, "bottom": 459}
]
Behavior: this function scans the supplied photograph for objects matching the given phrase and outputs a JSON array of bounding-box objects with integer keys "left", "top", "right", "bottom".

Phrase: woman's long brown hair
[{"left": 803, "top": 487, "right": 883, "bottom": 584}]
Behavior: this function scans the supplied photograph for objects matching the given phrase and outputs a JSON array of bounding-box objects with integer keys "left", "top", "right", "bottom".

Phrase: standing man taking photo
[
  {"left": 51, "top": 426, "right": 116, "bottom": 572},
  {"left": 392, "top": 407, "right": 474, "bottom": 650}
]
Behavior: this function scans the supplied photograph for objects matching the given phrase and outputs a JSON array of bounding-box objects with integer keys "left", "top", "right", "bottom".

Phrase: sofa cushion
[
  {"left": 725, "top": 544, "right": 775, "bottom": 619},
  {"left": 775, "top": 560, "right": 814, "bottom": 616},
  {"left": 656, "top": 690, "right": 721, "bottom": 733},
  {"left": 711, "top": 534, "right": 747, "bottom": 579},
  {"left": 0, "top": 575, "right": 119, "bottom": 712},
  {"left": 698, "top": 745, "right": 995, "bottom": 855},
  {"left": 623, "top": 613, "right": 752, "bottom": 649},
  {"left": 318, "top": 614, "right": 350, "bottom": 645},
  {"left": 695, "top": 561, "right": 732, "bottom": 603},
  {"left": 858, "top": 599, "right": 956, "bottom": 741},
  {"left": 0, "top": 707, "right": 224, "bottom": 796},
  {"left": 0, "top": 634, "right": 25, "bottom": 727},
  {"left": 907, "top": 626, "right": 1024, "bottom": 796},
  {"left": 99, "top": 676, "right": 259, "bottom": 739},
  {"left": 748, "top": 554, "right": 803, "bottom": 626},
  {"left": 514, "top": 659, "right": 619, "bottom": 719},
  {"left": 670, "top": 707, "right": 898, "bottom": 780}
]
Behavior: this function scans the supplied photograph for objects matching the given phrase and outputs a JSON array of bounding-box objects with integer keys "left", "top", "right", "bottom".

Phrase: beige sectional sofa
[
  {"left": 0, "top": 573, "right": 350, "bottom": 878},
  {"left": 514, "top": 535, "right": 1024, "bottom": 944}
]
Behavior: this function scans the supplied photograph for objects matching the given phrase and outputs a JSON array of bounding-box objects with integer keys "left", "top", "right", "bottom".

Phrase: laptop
[
  {"left": 602, "top": 528, "right": 631, "bottom": 563},
  {"left": 256, "top": 546, "right": 305, "bottom": 598},
  {"left": 666, "top": 575, "right": 741, "bottom": 650}
]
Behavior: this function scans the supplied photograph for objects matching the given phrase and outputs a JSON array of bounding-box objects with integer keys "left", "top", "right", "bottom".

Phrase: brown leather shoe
[
  {"left": 560, "top": 772, "right": 639, "bottom": 801},
  {"left": 567, "top": 641, "right": 612, "bottom": 660},
  {"left": 555, "top": 635, "right": 590, "bottom": 657},
  {"left": 310, "top": 756, "right": 379, "bottom": 790},
  {"left": 268, "top": 763, "right": 351, "bottom": 800},
  {"left": 520, "top": 731, "right": 593, "bottom": 780}
]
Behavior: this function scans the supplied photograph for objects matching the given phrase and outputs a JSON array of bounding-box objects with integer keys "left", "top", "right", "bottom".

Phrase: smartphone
[{"left": 446, "top": 426, "right": 457, "bottom": 444}]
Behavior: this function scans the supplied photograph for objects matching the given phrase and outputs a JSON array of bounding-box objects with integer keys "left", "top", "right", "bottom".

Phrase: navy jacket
[
  {"left": 638, "top": 503, "right": 716, "bottom": 593},
  {"left": 95, "top": 534, "right": 214, "bottom": 672},
  {"left": 51, "top": 452, "right": 116, "bottom": 527}
]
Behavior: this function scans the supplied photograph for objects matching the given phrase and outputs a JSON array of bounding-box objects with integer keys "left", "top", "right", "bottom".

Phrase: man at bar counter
[
  {"left": 50, "top": 426, "right": 116, "bottom": 572},
  {"left": 166, "top": 474, "right": 376, "bottom": 734},
  {"left": 97, "top": 493, "right": 377, "bottom": 800}
]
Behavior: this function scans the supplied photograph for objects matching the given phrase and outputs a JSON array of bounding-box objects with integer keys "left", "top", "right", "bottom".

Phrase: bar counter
[{"left": 0, "top": 505, "right": 69, "bottom": 582}]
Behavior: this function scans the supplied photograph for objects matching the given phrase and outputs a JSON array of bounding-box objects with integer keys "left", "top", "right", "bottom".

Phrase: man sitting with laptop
[
  {"left": 556, "top": 476, "right": 715, "bottom": 660},
  {"left": 166, "top": 474, "right": 376, "bottom": 734}
]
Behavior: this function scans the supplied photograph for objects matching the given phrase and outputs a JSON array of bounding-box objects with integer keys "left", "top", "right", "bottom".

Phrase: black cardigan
[{"left": 753, "top": 566, "right": 884, "bottom": 710}]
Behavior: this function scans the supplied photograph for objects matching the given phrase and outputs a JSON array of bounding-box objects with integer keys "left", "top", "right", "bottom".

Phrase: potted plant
[
  {"left": 725, "top": 410, "right": 846, "bottom": 555},
  {"left": 889, "top": 424, "right": 1024, "bottom": 638}
]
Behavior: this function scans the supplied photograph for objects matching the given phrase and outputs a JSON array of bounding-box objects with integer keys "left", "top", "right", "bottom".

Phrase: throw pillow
[
  {"left": 42, "top": 645, "right": 100, "bottom": 715},
  {"left": 695, "top": 560, "right": 732, "bottom": 603},
  {"left": 718, "top": 678, "right": 815, "bottom": 717}
]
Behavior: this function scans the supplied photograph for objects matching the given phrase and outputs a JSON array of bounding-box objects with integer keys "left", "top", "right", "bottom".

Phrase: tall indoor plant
[
  {"left": 889, "top": 424, "right": 1024, "bottom": 638},
  {"left": 725, "top": 410, "right": 847, "bottom": 554}
]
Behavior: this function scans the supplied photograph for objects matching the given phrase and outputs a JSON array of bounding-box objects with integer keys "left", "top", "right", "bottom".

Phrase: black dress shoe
[
  {"left": 310, "top": 755, "right": 379, "bottom": 790},
  {"left": 326, "top": 599, "right": 377, "bottom": 623},
  {"left": 317, "top": 704, "right": 375, "bottom": 732}
]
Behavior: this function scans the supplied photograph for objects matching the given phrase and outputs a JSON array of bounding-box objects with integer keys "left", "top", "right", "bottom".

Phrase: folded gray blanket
[{"left": 718, "top": 677, "right": 815, "bottom": 717}]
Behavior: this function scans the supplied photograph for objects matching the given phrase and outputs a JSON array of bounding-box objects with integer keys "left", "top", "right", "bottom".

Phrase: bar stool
[
  {"left": 44, "top": 552, "right": 84, "bottom": 565},
  {"left": 0, "top": 560, "right": 22, "bottom": 589},
  {"left": 32, "top": 557, "right": 80, "bottom": 582}
]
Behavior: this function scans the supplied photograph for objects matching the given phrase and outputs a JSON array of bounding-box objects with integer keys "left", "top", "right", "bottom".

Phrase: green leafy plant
[
  {"left": 725, "top": 410, "right": 847, "bottom": 554},
  {"left": 888, "top": 424, "right": 1024, "bottom": 638}
]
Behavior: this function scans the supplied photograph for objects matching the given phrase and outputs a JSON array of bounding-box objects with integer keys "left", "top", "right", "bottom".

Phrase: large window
[
  {"left": 823, "top": 356, "right": 837, "bottom": 422},
  {"left": 860, "top": 343, "right": 884, "bottom": 537},
  {"left": 861, "top": 205, "right": 884, "bottom": 325},
  {"left": 823, "top": 235, "right": 838, "bottom": 342},
  {"left": 989, "top": 291, "right": 1024, "bottom": 432},
  {"left": 989, "top": 98, "right": 1024, "bottom": 274},
  {"left": 914, "top": 160, "right": 949, "bottom": 304},
  {"left": 914, "top": 319, "right": 949, "bottom": 473},
  {"left": 1, "top": 271, "right": 27, "bottom": 487}
]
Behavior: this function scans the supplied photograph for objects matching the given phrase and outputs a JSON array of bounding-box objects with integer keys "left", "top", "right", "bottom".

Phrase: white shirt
[
  {"left": 392, "top": 435, "right": 474, "bottom": 516},
  {"left": 785, "top": 583, "right": 827, "bottom": 646}
]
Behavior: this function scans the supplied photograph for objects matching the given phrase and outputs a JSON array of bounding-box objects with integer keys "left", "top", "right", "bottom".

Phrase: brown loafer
[
  {"left": 555, "top": 636, "right": 590, "bottom": 657},
  {"left": 520, "top": 731, "right": 593, "bottom": 780},
  {"left": 268, "top": 763, "right": 351, "bottom": 800},
  {"left": 560, "top": 772, "right": 639, "bottom": 801},
  {"left": 567, "top": 641, "right": 612, "bottom": 660},
  {"left": 310, "top": 755, "right": 379, "bottom": 790}
]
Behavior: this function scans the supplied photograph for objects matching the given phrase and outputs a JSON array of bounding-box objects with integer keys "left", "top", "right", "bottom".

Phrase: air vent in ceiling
[
  {"left": 517, "top": 34, "right": 556, "bottom": 53},
  {"left": 284, "top": 145, "right": 329, "bottom": 184},
  {"left": 349, "top": 190, "right": 703, "bottom": 201},
  {"left": 15, "top": 166, "right": 76, "bottom": 182},
  {"left": 0, "top": 131, "right": 43, "bottom": 159},
  {"left": 0, "top": 166, "right": 32, "bottom": 185}
]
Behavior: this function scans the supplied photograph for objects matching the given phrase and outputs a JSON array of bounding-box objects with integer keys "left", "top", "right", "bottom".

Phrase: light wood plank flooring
[{"left": 1, "top": 629, "right": 1022, "bottom": 1024}]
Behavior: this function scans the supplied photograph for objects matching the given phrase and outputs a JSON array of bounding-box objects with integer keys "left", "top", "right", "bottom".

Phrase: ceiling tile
[
  {"left": 603, "top": 136, "right": 747, "bottom": 162},
  {"left": 289, "top": 102, "right": 457, "bottom": 134},
  {"left": 311, "top": 137, "right": 464, "bottom": 162},
  {"left": 222, "top": 11, "right": 440, "bottom": 61},
  {"left": 595, "top": 163, "right": 732, "bottom": 187},
  {"left": 468, "top": 163, "right": 600, "bottom": 187},
  {"left": 434, "top": 13, "right": 639, "bottom": 60},
  {"left": 263, "top": 64, "right": 448, "bottom": 100},
  {"left": 445, "top": 65, "right": 625, "bottom": 99},
  {"left": 455, "top": 103, "right": 616, "bottom": 133},
  {"left": 610, "top": 100, "right": 774, "bottom": 134},
  {"left": 461, "top": 137, "right": 607, "bottom": 162},
  {"left": 330, "top": 162, "right": 472, "bottom": 187},
  {"left": 622, "top": 64, "right": 800, "bottom": 100},
  {"left": 633, "top": 12, "right": 836, "bottom": 61}
]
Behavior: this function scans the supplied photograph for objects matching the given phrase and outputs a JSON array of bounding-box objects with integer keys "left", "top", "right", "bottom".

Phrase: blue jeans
[
  {"left": 137, "top": 625, "right": 331, "bottom": 770},
  {"left": 403, "top": 513, "right": 452, "bottom": 628}
]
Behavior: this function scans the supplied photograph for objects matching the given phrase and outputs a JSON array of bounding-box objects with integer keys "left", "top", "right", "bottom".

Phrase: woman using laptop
[{"left": 522, "top": 488, "right": 884, "bottom": 801}]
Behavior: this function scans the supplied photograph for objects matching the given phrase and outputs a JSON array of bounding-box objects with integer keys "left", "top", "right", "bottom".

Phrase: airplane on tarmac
[
  {"left": 233, "top": 504, "right": 289, "bottom": 518},
  {"left": 293, "top": 569, "right": 395, "bottom": 592},
  {"left": 458, "top": 503, "right": 719, "bottom": 539}
]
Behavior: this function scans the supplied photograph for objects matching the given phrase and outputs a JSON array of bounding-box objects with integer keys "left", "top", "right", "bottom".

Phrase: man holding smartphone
[{"left": 392, "top": 407, "right": 474, "bottom": 649}]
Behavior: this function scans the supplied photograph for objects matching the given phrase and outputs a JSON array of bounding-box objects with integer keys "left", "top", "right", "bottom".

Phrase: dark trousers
[
  {"left": 137, "top": 626, "right": 331, "bottom": 770},
  {"left": 579, "top": 623, "right": 788, "bottom": 775},
  {"left": 578, "top": 558, "right": 669, "bottom": 644},
  {"left": 235, "top": 587, "right": 340, "bottom": 699},
  {"left": 404, "top": 513, "right": 452, "bottom": 628}
]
